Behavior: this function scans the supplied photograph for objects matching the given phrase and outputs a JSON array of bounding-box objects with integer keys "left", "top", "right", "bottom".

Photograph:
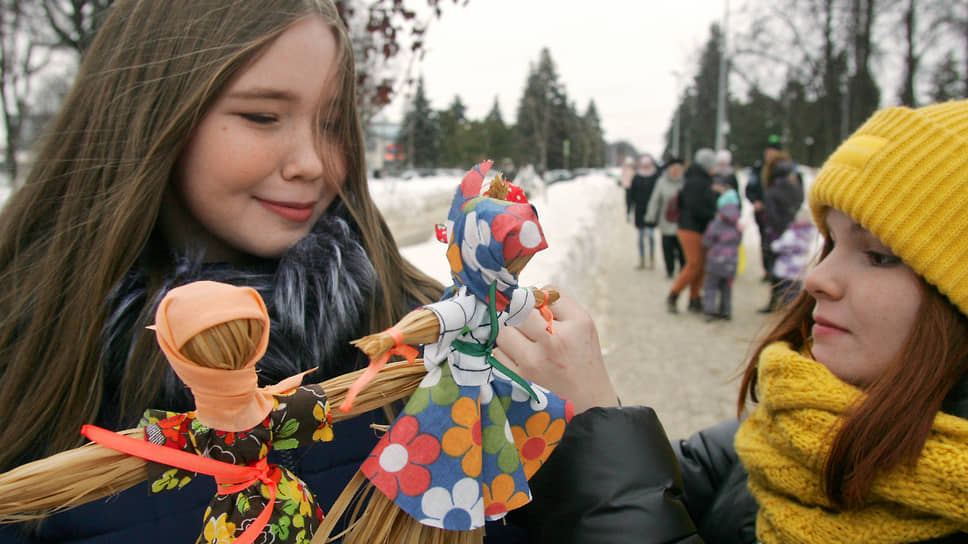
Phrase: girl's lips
[
  {"left": 258, "top": 199, "right": 315, "bottom": 223},
  {"left": 812, "top": 317, "right": 848, "bottom": 337}
]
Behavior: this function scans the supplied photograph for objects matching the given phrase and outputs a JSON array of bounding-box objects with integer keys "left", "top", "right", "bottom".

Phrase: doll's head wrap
[
  {"left": 153, "top": 281, "right": 310, "bottom": 430},
  {"left": 442, "top": 161, "right": 548, "bottom": 310}
]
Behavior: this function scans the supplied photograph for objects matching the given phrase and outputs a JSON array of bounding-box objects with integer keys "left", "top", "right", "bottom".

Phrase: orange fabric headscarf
[{"left": 153, "top": 281, "right": 310, "bottom": 431}]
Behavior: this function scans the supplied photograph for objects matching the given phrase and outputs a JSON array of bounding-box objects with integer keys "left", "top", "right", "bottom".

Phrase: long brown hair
[
  {"left": 738, "top": 237, "right": 968, "bottom": 508},
  {"left": 759, "top": 151, "right": 791, "bottom": 190},
  {"left": 0, "top": 0, "right": 441, "bottom": 472}
]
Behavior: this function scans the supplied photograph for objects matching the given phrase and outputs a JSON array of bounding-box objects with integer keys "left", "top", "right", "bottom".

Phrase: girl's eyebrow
[{"left": 226, "top": 88, "right": 296, "bottom": 101}]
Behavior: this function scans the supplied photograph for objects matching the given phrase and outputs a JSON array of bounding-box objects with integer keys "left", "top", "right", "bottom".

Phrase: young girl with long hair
[
  {"left": 0, "top": 1, "right": 442, "bottom": 541},
  {"left": 505, "top": 100, "right": 968, "bottom": 543}
]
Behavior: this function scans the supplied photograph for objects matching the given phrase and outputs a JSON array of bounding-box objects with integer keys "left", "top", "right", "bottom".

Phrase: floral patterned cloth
[
  {"left": 361, "top": 283, "right": 571, "bottom": 530},
  {"left": 441, "top": 160, "right": 548, "bottom": 311},
  {"left": 139, "top": 384, "right": 334, "bottom": 544},
  {"left": 361, "top": 363, "right": 573, "bottom": 530}
]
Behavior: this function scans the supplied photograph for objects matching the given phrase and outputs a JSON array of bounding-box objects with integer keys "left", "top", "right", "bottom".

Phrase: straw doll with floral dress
[
  {"left": 321, "top": 161, "right": 572, "bottom": 544},
  {"left": 81, "top": 281, "right": 336, "bottom": 544}
]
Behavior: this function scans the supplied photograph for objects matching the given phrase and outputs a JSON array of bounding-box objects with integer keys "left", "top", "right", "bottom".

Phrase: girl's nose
[
  {"left": 281, "top": 124, "right": 325, "bottom": 182},
  {"left": 804, "top": 249, "right": 842, "bottom": 301}
]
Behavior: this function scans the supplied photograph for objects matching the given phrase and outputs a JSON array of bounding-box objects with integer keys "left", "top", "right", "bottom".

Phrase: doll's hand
[
  {"left": 494, "top": 286, "right": 618, "bottom": 414},
  {"left": 351, "top": 332, "right": 393, "bottom": 360}
]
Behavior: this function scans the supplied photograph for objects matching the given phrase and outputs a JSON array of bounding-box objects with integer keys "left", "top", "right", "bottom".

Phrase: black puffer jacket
[
  {"left": 629, "top": 172, "right": 660, "bottom": 228},
  {"left": 522, "top": 407, "right": 702, "bottom": 543},
  {"left": 677, "top": 164, "right": 718, "bottom": 233},
  {"left": 762, "top": 162, "right": 804, "bottom": 243}
]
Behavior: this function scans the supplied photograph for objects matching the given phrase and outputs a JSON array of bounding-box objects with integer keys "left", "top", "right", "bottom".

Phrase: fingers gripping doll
[
  {"left": 81, "top": 281, "right": 335, "bottom": 544},
  {"left": 325, "top": 161, "right": 573, "bottom": 544}
]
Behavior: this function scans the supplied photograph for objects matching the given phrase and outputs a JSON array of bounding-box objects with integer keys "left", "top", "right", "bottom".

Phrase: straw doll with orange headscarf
[
  {"left": 81, "top": 281, "right": 335, "bottom": 544},
  {"left": 322, "top": 161, "right": 572, "bottom": 543}
]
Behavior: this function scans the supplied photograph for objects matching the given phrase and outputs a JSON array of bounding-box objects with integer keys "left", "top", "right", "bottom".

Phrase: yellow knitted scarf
[{"left": 734, "top": 342, "right": 968, "bottom": 544}]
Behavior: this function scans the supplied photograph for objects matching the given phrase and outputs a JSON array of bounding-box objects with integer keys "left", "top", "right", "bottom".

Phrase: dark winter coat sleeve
[
  {"left": 745, "top": 164, "right": 763, "bottom": 203},
  {"left": 672, "top": 419, "right": 758, "bottom": 544},
  {"left": 523, "top": 406, "right": 702, "bottom": 544},
  {"left": 629, "top": 174, "right": 659, "bottom": 228},
  {"left": 763, "top": 178, "right": 804, "bottom": 243}
]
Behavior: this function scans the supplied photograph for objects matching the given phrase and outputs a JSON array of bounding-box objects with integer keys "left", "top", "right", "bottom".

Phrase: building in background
[{"left": 365, "top": 118, "right": 403, "bottom": 178}]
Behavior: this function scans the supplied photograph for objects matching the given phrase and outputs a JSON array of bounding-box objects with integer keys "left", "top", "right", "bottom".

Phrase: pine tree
[
  {"left": 438, "top": 95, "right": 468, "bottom": 167},
  {"left": 395, "top": 77, "right": 440, "bottom": 168},
  {"left": 515, "top": 48, "right": 568, "bottom": 172},
  {"left": 580, "top": 100, "right": 606, "bottom": 167},
  {"left": 685, "top": 23, "right": 725, "bottom": 154},
  {"left": 725, "top": 86, "right": 782, "bottom": 167},
  {"left": 481, "top": 97, "right": 512, "bottom": 165}
]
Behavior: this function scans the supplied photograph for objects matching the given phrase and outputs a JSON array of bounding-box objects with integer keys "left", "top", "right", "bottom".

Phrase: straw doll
[
  {"left": 81, "top": 281, "right": 336, "bottom": 544},
  {"left": 323, "top": 161, "right": 573, "bottom": 543}
]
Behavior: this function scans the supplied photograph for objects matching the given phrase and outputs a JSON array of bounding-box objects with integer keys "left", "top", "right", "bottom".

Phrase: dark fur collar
[{"left": 101, "top": 213, "right": 376, "bottom": 414}]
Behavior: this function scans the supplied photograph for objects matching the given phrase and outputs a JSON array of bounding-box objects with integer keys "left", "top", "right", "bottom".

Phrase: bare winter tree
[
  {"left": 41, "top": 0, "right": 112, "bottom": 54},
  {"left": 935, "top": 0, "right": 968, "bottom": 97},
  {"left": 731, "top": 0, "right": 851, "bottom": 156},
  {"left": 846, "top": 0, "right": 880, "bottom": 128},
  {"left": 335, "top": 0, "right": 469, "bottom": 128},
  {"left": 0, "top": 0, "right": 60, "bottom": 183},
  {"left": 0, "top": 0, "right": 470, "bottom": 183}
]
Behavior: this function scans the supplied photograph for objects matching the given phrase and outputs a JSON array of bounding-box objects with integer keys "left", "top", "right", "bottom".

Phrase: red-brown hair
[{"left": 738, "top": 239, "right": 968, "bottom": 509}]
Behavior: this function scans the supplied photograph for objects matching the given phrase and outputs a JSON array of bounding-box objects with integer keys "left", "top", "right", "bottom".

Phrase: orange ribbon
[
  {"left": 537, "top": 290, "right": 555, "bottom": 334},
  {"left": 339, "top": 327, "right": 418, "bottom": 413},
  {"left": 81, "top": 424, "right": 281, "bottom": 544}
]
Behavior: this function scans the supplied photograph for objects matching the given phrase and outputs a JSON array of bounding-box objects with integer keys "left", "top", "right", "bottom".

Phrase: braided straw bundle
[{"left": 0, "top": 361, "right": 426, "bottom": 522}]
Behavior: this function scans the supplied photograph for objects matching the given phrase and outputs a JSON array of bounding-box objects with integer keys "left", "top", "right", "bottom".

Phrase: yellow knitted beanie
[{"left": 809, "top": 99, "right": 968, "bottom": 317}]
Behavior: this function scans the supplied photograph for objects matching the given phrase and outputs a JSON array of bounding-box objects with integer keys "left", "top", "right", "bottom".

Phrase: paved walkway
[{"left": 581, "top": 186, "right": 773, "bottom": 440}]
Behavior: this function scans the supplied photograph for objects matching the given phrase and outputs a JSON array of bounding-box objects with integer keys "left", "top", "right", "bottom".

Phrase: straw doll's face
[
  {"left": 805, "top": 209, "right": 923, "bottom": 387},
  {"left": 165, "top": 16, "right": 345, "bottom": 263}
]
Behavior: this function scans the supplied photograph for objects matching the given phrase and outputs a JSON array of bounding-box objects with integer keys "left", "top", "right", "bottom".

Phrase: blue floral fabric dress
[{"left": 359, "top": 160, "right": 573, "bottom": 530}]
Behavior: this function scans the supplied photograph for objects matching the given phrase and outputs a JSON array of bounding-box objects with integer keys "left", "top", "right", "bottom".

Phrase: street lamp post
[
  {"left": 714, "top": 0, "right": 729, "bottom": 151},
  {"left": 671, "top": 69, "right": 684, "bottom": 158}
]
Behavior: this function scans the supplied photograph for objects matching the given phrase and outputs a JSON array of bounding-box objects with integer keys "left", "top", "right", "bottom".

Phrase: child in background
[
  {"left": 770, "top": 207, "right": 818, "bottom": 309},
  {"left": 701, "top": 188, "right": 743, "bottom": 321}
]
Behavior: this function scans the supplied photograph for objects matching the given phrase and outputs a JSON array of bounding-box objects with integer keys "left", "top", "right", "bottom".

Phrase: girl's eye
[
  {"left": 865, "top": 251, "right": 901, "bottom": 267},
  {"left": 239, "top": 113, "right": 277, "bottom": 124}
]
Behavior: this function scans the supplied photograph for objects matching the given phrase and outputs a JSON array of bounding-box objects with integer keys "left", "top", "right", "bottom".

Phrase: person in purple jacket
[
  {"left": 770, "top": 207, "right": 818, "bottom": 309},
  {"left": 701, "top": 189, "right": 743, "bottom": 321}
]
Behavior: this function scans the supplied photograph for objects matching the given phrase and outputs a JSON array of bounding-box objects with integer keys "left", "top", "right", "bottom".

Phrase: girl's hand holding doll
[{"left": 494, "top": 287, "right": 619, "bottom": 414}]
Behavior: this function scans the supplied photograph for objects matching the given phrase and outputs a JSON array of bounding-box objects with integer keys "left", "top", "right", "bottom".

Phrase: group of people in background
[{"left": 622, "top": 135, "right": 818, "bottom": 322}]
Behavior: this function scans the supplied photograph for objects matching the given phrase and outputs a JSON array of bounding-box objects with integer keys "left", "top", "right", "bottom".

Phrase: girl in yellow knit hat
[{"left": 500, "top": 99, "right": 968, "bottom": 544}]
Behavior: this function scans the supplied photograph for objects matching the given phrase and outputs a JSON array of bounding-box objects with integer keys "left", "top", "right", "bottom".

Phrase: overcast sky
[{"left": 386, "top": 0, "right": 730, "bottom": 156}]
